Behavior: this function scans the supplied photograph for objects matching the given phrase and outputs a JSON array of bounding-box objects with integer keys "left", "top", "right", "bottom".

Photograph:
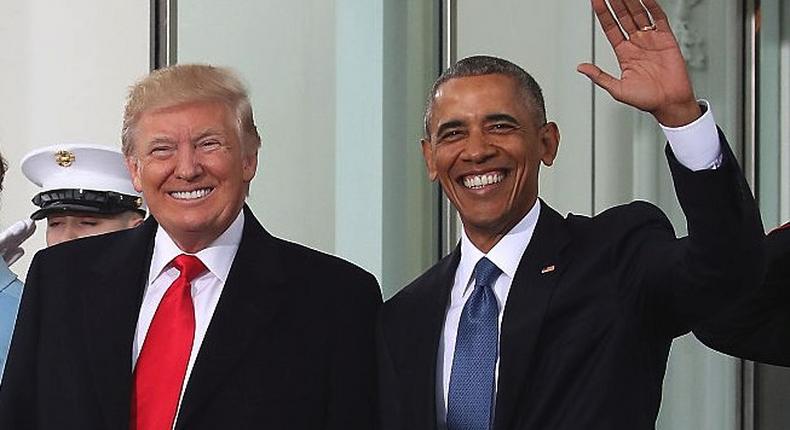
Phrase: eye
[
  {"left": 149, "top": 144, "right": 175, "bottom": 158},
  {"left": 488, "top": 122, "right": 517, "bottom": 133},
  {"left": 80, "top": 220, "right": 99, "bottom": 227},
  {"left": 198, "top": 139, "right": 222, "bottom": 150},
  {"left": 438, "top": 129, "right": 465, "bottom": 142},
  {"left": 47, "top": 221, "right": 62, "bottom": 228}
]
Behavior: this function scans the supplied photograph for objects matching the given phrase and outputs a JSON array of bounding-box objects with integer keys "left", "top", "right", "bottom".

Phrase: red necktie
[{"left": 130, "top": 254, "right": 206, "bottom": 430}]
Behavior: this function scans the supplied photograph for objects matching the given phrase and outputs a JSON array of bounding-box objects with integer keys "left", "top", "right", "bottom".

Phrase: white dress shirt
[
  {"left": 132, "top": 209, "right": 244, "bottom": 426},
  {"left": 435, "top": 103, "right": 722, "bottom": 428}
]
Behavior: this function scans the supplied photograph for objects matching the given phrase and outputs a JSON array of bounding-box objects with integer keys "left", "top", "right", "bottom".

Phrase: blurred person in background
[
  {"left": 694, "top": 225, "right": 790, "bottom": 366},
  {"left": 22, "top": 144, "right": 145, "bottom": 246},
  {"left": 1, "top": 144, "right": 144, "bottom": 380},
  {"left": 0, "top": 151, "right": 34, "bottom": 380}
]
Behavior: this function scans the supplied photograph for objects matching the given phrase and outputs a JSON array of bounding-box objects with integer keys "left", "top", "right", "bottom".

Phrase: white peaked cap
[
  {"left": 21, "top": 143, "right": 139, "bottom": 196},
  {"left": 20, "top": 143, "right": 145, "bottom": 220}
]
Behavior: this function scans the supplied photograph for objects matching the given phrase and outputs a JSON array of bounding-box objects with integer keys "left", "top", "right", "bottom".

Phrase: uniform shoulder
[{"left": 34, "top": 224, "right": 145, "bottom": 264}]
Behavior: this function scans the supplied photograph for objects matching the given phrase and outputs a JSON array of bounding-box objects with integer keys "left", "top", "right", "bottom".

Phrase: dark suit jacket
[
  {"left": 378, "top": 138, "right": 763, "bottom": 430},
  {"left": 694, "top": 225, "right": 790, "bottom": 366},
  {"left": 0, "top": 206, "right": 382, "bottom": 429}
]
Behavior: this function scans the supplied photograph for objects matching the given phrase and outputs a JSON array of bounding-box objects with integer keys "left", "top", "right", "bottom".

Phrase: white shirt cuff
[{"left": 660, "top": 100, "right": 722, "bottom": 171}]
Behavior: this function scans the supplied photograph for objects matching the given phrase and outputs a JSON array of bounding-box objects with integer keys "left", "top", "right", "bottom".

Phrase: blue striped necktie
[{"left": 447, "top": 257, "right": 503, "bottom": 430}]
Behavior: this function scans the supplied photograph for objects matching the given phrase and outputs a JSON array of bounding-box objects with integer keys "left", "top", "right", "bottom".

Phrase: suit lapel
[
  {"left": 407, "top": 248, "right": 459, "bottom": 430},
  {"left": 176, "top": 207, "right": 289, "bottom": 428},
  {"left": 493, "top": 204, "right": 571, "bottom": 430},
  {"left": 82, "top": 218, "right": 156, "bottom": 429}
]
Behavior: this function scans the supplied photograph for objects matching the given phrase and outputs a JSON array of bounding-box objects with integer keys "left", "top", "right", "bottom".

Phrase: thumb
[{"left": 577, "top": 63, "right": 620, "bottom": 98}]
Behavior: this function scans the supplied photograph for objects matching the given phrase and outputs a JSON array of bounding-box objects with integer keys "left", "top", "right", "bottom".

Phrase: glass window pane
[{"left": 177, "top": 0, "right": 438, "bottom": 296}]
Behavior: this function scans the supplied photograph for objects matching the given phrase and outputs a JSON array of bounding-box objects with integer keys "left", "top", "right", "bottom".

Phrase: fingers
[
  {"left": 622, "top": 0, "right": 652, "bottom": 29},
  {"left": 641, "top": 0, "right": 671, "bottom": 32},
  {"left": 591, "top": 0, "right": 625, "bottom": 47},
  {"left": 608, "top": 0, "right": 639, "bottom": 34},
  {"left": 0, "top": 219, "right": 36, "bottom": 247},
  {"left": 577, "top": 63, "right": 620, "bottom": 98},
  {"left": 595, "top": 0, "right": 667, "bottom": 39}
]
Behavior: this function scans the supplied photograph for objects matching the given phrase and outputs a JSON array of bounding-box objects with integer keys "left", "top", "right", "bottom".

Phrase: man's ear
[
  {"left": 421, "top": 138, "right": 438, "bottom": 181},
  {"left": 539, "top": 122, "right": 560, "bottom": 167},
  {"left": 125, "top": 157, "right": 143, "bottom": 192},
  {"left": 242, "top": 148, "right": 259, "bottom": 183}
]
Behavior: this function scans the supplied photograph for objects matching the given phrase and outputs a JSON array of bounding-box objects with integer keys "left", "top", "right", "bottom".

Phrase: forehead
[
  {"left": 136, "top": 101, "right": 234, "bottom": 136},
  {"left": 430, "top": 74, "right": 528, "bottom": 124}
]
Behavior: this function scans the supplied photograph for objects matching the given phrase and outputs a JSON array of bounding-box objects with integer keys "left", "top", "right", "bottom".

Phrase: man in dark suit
[
  {"left": 694, "top": 225, "right": 790, "bottom": 367},
  {"left": 0, "top": 64, "right": 381, "bottom": 429},
  {"left": 378, "top": 0, "right": 763, "bottom": 429}
]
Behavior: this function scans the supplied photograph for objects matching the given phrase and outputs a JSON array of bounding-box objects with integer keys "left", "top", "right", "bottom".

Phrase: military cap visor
[{"left": 31, "top": 188, "right": 145, "bottom": 221}]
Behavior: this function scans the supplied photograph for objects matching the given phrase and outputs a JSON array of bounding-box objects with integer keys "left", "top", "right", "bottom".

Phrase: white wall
[{"left": 0, "top": 0, "right": 150, "bottom": 278}]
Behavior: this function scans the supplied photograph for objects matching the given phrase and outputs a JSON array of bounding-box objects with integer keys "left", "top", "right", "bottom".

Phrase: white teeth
[
  {"left": 170, "top": 188, "right": 212, "bottom": 200},
  {"left": 463, "top": 172, "right": 504, "bottom": 189}
]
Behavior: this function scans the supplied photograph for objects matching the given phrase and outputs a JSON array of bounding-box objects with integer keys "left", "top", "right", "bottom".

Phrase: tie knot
[
  {"left": 474, "top": 257, "right": 502, "bottom": 288},
  {"left": 172, "top": 254, "right": 206, "bottom": 282}
]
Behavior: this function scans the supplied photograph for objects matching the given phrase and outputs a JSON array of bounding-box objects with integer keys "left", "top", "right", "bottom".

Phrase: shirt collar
[
  {"left": 149, "top": 209, "right": 245, "bottom": 285},
  {"left": 457, "top": 200, "right": 541, "bottom": 292}
]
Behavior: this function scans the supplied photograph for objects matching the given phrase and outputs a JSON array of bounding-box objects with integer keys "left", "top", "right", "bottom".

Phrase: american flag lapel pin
[{"left": 541, "top": 265, "right": 555, "bottom": 274}]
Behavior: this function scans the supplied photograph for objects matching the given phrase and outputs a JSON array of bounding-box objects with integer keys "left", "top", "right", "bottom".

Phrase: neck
[
  {"left": 465, "top": 231, "right": 506, "bottom": 254},
  {"left": 170, "top": 233, "right": 220, "bottom": 254},
  {"left": 463, "top": 199, "right": 538, "bottom": 253}
]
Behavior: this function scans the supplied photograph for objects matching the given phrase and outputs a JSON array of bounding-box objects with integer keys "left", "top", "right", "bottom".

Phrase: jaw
[
  {"left": 444, "top": 172, "right": 537, "bottom": 252},
  {"left": 152, "top": 186, "right": 246, "bottom": 253}
]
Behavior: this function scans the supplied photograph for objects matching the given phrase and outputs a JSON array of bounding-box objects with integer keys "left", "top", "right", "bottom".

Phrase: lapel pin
[{"left": 541, "top": 265, "right": 555, "bottom": 274}]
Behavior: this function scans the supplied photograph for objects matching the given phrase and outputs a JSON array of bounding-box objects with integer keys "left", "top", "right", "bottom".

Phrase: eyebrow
[
  {"left": 484, "top": 113, "right": 520, "bottom": 124},
  {"left": 434, "top": 113, "right": 522, "bottom": 137},
  {"left": 193, "top": 128, "right": 226, "bottom": 141},
  {"left": 146, "top": 136, "right": 175, "bottom": 145}
]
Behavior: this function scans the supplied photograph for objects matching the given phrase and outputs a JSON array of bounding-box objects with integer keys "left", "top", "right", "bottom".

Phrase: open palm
[{"left": 578, "top": 0, "right": 700, "bottom": 126}]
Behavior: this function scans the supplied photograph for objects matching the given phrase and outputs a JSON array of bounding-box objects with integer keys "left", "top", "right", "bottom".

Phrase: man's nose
[
  {"left": 461, "top": 130, "right": 496, "bottom": 163},
  {"left": 61, "top": 225, "right": 80, "bottom": 244},
  {"left": 175, "top": 146, "right": 204, "bottom": 180}
]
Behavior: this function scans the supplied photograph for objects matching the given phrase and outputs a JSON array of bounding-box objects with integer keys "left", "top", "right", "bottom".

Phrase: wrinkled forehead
[
  {"left": 429, "top": 75, "right": 529, "bottom": 126},
  {"left": 134, "top": 101, "right": 236, "bottom": 140}
]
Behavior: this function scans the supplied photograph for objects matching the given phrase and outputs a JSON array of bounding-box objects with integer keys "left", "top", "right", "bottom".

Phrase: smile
[
  {"left": 169, "top": 187, "right": 214, "bottom": 200},
  {"left": 462, "top": 172, "right": 505, "bottom": 189}
]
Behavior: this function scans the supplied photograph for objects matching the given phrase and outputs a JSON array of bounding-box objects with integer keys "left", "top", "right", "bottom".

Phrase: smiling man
[
  {"left": 378, "top": 1, "right": 763, "bottom": 429},
  {"left": 0, "top": 144, "right": 143, "bottom": 381},
  {"left": 0, "top": 65, "right": 381, "bottom": 430}
]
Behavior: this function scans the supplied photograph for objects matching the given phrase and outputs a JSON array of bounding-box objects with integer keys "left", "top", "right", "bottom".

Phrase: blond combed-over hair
[{"left": 121, "top": 64, "right": 261, "bottom": 156}]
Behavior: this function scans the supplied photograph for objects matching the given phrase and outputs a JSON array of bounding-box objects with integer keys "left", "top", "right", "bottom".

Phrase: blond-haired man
[{"left": 0, "top": 65, "right": 381, "bottom": 430}]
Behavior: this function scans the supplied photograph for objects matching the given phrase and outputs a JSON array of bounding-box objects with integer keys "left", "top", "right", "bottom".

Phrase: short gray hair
[{"left": 423, "top": 55, "right": 547, "bottom": 138}]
